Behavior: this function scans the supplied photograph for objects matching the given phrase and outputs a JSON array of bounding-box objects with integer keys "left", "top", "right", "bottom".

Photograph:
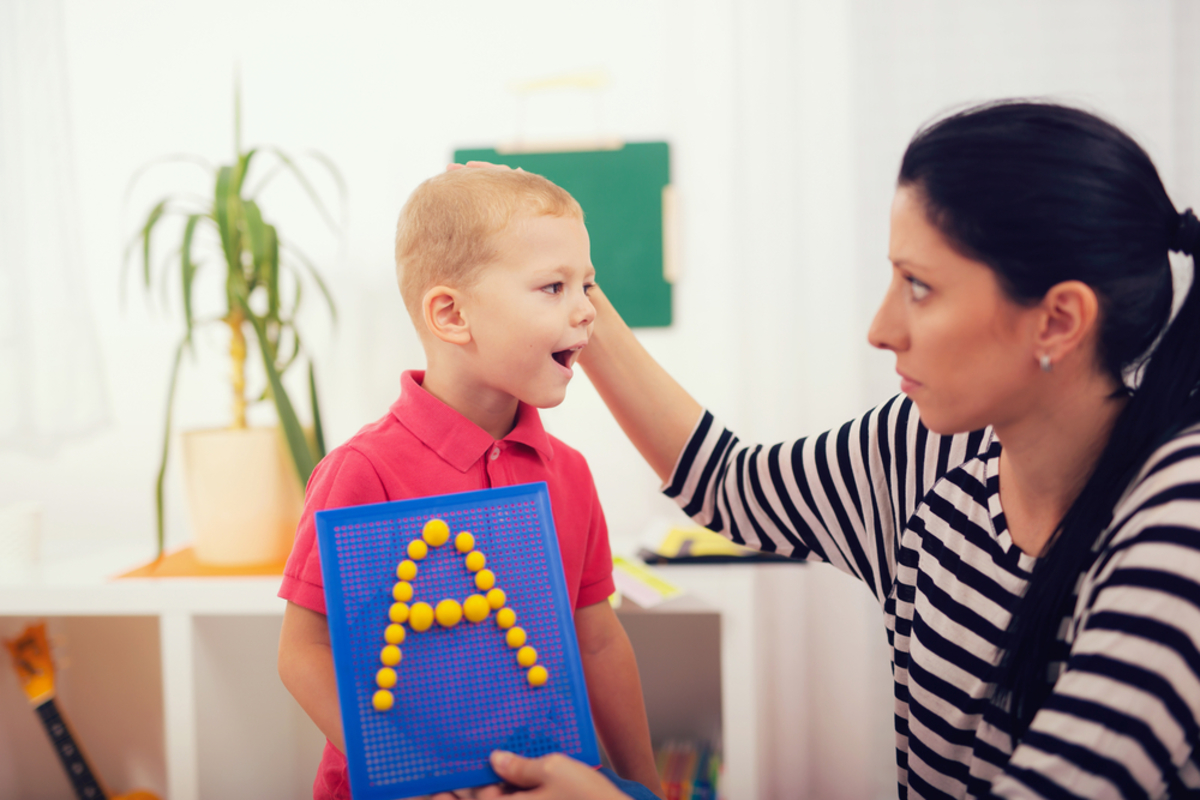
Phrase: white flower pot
[{"left": 182, "top": 426, "right": 304, "bottom": 566}]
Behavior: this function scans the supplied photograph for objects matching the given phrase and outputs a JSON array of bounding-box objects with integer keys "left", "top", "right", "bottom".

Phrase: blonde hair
[{"left": 394, "top": 168, "right": 583, "bottom": 320}]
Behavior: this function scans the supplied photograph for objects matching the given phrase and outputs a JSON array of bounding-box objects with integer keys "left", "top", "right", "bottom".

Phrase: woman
[{"left": 480, "top": 100, "right": 1200, "bottom": 799}]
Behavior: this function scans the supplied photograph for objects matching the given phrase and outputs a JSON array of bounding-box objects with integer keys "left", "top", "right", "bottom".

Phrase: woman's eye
[
  {"left": 541, "top": 282, "right": 563, "bottom": 295},
  {"left": 907, "top": 277, "right": 930, "bottom": 301}
]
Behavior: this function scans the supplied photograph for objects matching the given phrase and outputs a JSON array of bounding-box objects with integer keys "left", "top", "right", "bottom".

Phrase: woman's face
[{"left": 868, "top": 186, "right": 1044, "bottom": 435}]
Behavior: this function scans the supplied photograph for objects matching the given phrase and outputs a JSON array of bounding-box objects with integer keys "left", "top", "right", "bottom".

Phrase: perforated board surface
[{"left": 315, "top": 482, "right": 600, "bottom": 799}]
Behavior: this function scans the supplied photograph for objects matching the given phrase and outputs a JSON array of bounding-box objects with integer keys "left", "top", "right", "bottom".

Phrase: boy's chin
[{"left": 524, "top": 388, "right": 569, "bottom": 410}]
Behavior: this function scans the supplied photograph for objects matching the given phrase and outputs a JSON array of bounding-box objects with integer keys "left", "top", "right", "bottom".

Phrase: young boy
[{"left": 277, "top": 168, "right": 661, "bottom": 799}]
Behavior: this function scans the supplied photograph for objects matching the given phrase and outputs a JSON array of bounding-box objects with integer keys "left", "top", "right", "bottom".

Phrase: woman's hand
[
  {"left": 482, "top": 750, "right": 630, "bottom": 799},
  {"left": 446, "top": 161, "right": 520, "bottom": 173},
  {"left": 577, "top": 287, "right": 704, "bottom": 483}
]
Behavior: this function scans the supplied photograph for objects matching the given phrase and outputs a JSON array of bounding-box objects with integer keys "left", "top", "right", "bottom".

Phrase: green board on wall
[{"left": 453, "top": 142, "right": 672, "bottom": 328}]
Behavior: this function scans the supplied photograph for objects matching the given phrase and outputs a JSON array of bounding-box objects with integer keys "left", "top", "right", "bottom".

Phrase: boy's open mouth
[{"left": 552, "top": 345, "right": 583, "bottom": 368}]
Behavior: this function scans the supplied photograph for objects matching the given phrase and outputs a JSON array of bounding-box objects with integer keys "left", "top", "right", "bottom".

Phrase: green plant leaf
[
  {"left": 138, "top": 199, "right": 170, "bottom": 290},
  {"left": 243, "top": 199, "right": 270, "bottom": 268},
  {"left": 240, "top": 300, "right": 316, "bottom": 485},
  {"left": 276, "top": 323, "right": 302, "bottom": 375},
  {"left": 155, "top": 336, "right": 189, "bottom": 560},
  {"left": 234, "top": 148, "right": 258, "bottom": 196},
  {"left": 266, "top": 223, "right": 280, "bottom": 321},
  {"left": 242, "top": 199, "right": 282, "bottom": 324},
  {"left": 214, "top": 165, "right": 241, "bottom": 274},
  {"left": 282, "top": 242, "right": 337, "bottom": 322},
  {"left": 308, "top": 361, "right": 326, "bottom": 459},
  {"left": 304, "top": 149, "right": 349, "bottom": 214},
  {"left": 180, "top": 214, "right": 203, "bottom": 346},
  {"left": 122, "top": 153, "right": 213, "bottom": 206},
  {"left": 258, "top": 146, "right": 342, "bottom": 235}
]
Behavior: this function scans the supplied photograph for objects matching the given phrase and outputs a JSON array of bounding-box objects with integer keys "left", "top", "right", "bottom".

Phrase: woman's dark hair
[{"left": 898, "top": 100, "right": 1200, "bottom": 738}]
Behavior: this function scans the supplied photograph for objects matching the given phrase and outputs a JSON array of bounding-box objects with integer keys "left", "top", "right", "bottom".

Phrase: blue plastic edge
[{"left": 314, "top": 481, "right": 601, "bottom": 800}]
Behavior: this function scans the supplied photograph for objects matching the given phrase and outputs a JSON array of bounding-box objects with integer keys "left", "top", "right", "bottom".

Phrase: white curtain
[{"left": 0, "top": 0, "right": 109, "bottom": 453}]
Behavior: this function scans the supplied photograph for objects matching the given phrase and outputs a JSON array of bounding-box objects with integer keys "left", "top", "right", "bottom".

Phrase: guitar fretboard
[{"left": 35, "top": 698, "right": 109, "bottom": 800}]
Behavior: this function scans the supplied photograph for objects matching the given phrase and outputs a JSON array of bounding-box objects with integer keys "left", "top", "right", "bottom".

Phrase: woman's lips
[{"left": 898, "top": 372, "right": 920, "bottom": 394}]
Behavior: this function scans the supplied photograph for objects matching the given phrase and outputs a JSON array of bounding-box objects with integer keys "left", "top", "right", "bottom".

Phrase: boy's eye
[
  {"left": 907, "top": 276, "right": 930, "bottom": 301},
  {"left": 583, "top": 282, "right": 595, "bottom": 295},
  {"left": 541, "top": 282, "right": 563, "bottom": 295}
]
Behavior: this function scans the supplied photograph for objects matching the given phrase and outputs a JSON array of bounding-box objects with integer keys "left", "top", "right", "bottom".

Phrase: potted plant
[{"left": 125, "top": 89, "right": 342, "bottom": 565}]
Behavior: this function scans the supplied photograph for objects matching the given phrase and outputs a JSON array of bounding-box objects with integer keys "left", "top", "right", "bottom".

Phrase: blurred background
[{"left": 2, "top": 1, "right": 1198, "bottom": 798}]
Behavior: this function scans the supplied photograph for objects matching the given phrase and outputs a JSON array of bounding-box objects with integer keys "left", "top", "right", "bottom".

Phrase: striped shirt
[{"left": 665, "top": 395, "right": 1200, "bottom": 799}]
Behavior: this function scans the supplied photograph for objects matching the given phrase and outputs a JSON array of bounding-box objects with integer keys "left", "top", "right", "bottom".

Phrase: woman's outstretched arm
[{"left": 579, "top": 287, "right": 704, "bottom": 482}]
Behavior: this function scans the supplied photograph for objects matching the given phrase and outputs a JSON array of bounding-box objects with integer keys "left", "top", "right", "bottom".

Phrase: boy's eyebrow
[{"left": 536, "top": 264, "right": 596, "bottom": 279}]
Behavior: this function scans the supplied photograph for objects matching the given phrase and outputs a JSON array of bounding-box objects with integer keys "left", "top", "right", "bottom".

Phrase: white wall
[{"left": 3, "top": 2, "right": 1198, "bottom": 798}]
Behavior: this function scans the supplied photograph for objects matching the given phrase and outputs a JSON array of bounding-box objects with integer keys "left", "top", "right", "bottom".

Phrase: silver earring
[{"left": 1039, "top": 354, "right": 1053, "bottom": 373}]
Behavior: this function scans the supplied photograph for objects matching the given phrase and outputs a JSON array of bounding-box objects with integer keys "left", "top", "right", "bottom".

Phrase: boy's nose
[{"left": 574, "top": 293, "right": 596, "bottom": 328}]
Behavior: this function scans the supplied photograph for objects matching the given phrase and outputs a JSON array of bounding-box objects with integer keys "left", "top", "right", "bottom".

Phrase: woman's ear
[
  {"left": 1036, "top": 280, "right": 1101, "bottom": 364},
  {"left": 423, "top": 285, "right": 471, "bottom": 345}
]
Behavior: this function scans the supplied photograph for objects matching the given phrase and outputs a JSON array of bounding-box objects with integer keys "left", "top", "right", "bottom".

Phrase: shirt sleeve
[
  {"left": 279, "top": 446, "right": 389, "bottom": 615},
  {"left": 663, "top": 394, "right": 987, "bottom": 603},
  {"left": 991, "top": 430, "right": 1200, "bottom": 799},
  {"left": 575, "top": 466, "right": 616, "bottom": 610}
]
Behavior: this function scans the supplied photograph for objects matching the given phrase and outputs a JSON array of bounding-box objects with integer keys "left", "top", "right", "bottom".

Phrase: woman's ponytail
[{"left": 1175, "top": 209, "right": 1200, "bottom": 255}]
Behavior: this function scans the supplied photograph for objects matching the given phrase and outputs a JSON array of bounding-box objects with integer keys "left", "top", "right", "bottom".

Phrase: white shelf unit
[
  {"left": 0, "top": 545, "right": 324, "bottom": 800},
  {"left": 0, "top": 545, "right": 797, "bottom": 799}
]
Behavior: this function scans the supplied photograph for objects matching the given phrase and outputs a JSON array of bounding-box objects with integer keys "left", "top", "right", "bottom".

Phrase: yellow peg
[{"left": 423, "top": 519, "right": 450, "bottom": 547}]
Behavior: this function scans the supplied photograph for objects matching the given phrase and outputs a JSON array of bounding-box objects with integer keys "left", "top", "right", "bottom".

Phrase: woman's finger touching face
[{"left": 869, "top": 186, "right": 1043, "bottom": 435}]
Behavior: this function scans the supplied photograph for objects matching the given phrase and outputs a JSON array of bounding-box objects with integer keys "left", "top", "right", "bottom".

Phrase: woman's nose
[{"left": 868, "top": 281, "right": 905, "bottom": 352}]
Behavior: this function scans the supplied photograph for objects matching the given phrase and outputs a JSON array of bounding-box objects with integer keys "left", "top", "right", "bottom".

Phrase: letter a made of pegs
[{"left": 372, "top": 518, "right": 548, "bottom": 712}]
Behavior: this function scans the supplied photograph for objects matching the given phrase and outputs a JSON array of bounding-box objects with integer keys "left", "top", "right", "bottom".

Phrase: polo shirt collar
[{"left": 392, "top": 370, "right": 555, "bottom": 472}]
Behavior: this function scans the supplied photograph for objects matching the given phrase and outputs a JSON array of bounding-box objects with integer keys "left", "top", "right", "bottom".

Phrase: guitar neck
[{"left": 34, "top": 697, "right": 109, "bottom": 800}]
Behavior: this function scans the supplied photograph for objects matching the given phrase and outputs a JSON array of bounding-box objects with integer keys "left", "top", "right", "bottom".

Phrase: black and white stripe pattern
[{"left": 666, "top": 395, "right": 1200, "bottom": 799}]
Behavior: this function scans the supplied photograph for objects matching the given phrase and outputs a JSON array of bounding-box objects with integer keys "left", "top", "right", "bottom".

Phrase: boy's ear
[{"left": 422, "top": 285, "right": 472, "bottom": 345}]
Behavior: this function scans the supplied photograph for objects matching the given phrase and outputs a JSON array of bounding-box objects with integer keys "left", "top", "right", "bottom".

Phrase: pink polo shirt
[{"left": 279, "top": 370, "right": 615, "bottom": 800}]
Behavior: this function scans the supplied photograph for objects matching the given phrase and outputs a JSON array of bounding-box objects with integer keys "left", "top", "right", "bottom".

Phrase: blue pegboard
[{"left": 315, "top": 482, "right": 600, "bottom": 799}]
